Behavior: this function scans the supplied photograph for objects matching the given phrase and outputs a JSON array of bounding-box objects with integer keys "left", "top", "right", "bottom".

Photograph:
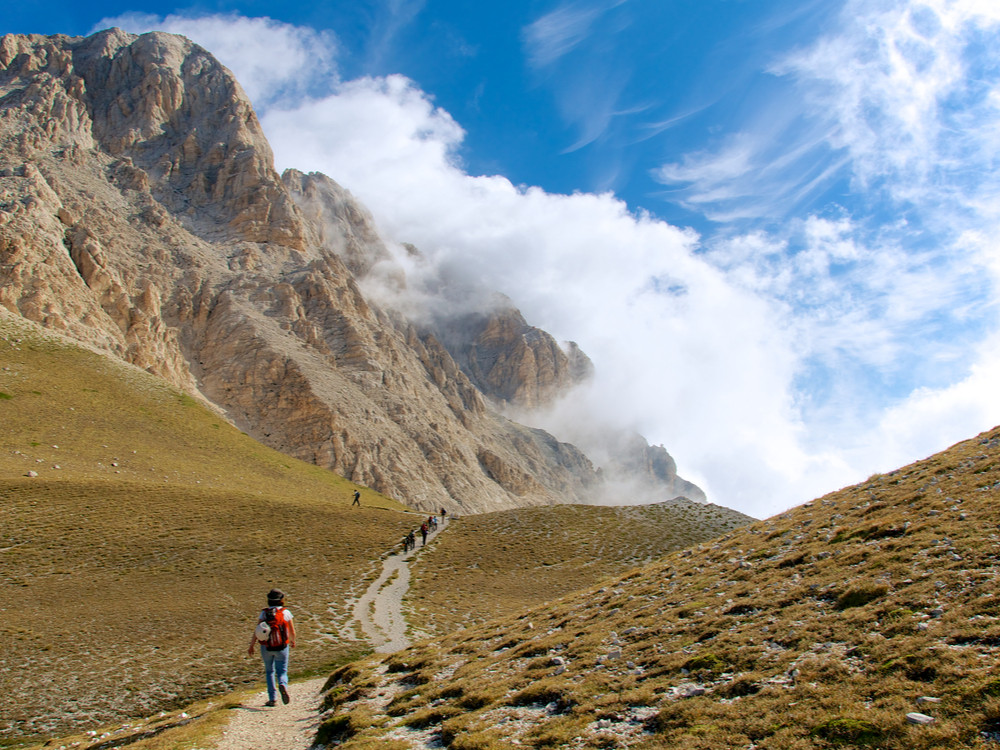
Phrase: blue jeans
[{"left": 260, "top": 646, "right": 289, "bottom": 702}]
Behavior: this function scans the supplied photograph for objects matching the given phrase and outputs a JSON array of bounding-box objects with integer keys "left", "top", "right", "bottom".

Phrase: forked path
[{"left": 210, "top": 515, "right": 446, "bottom": 749}]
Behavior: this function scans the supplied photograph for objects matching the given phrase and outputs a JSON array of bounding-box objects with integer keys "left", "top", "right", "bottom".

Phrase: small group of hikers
[{"left": 401, "top": 508, "right": 448, "bottom": 552}]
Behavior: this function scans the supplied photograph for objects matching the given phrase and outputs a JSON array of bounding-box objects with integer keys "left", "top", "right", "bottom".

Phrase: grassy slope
[
  {"left": 318, "top": 425, "right": 1000, "bottom": 750},
  {"left": 405, "top": 501, "right": 751, "bottom": 639},
  {"left": 1, "top": 311, "right": 752, "bottom": 748},
  {"left": 0, "top": 314, "right": 415, "bottom": 742}
]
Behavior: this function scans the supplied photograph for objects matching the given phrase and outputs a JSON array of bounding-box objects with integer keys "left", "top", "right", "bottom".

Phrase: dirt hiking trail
[
  {"left": 352, "top": 516, "right": 443, "bottom": 653},
  {"left": 212, "top": 678, "right": 326, "bottom": 750},
  {"left": 209, "top": 514, "right": 446, "bottom": 749}
]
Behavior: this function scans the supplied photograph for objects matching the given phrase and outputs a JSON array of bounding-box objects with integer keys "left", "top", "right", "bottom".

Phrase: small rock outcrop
[{"left": 433, "top": 298, "right": 594, "bottom": 410}]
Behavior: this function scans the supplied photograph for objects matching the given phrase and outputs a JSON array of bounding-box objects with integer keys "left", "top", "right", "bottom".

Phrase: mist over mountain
[{"left": 0, "top": 29, "right": 704, "bottom": 513}]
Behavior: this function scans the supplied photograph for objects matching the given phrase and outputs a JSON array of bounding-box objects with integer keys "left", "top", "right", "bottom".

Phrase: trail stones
[
  {"left": 676, "top": 684, "right": 706, "bottom": 698},
  {"left": 549, "top": 655, "right": 567, "bottom": 675},
  {"left": 906, "top": 712, "right": 936, "bottom": 725}
]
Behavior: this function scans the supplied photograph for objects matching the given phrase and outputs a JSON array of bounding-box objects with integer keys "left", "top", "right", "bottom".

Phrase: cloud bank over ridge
[{"left": 97, "top": 2, "right": 1000, "bottom": 518}]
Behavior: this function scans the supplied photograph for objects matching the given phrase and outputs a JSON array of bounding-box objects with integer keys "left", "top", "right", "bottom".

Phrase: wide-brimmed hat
[{"left": 267, "top": 588, "right": 285, "bottom": 605}]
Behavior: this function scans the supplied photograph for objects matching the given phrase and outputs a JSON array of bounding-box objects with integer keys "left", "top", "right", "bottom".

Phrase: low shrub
[
  {"left": 404, "top": 705, "right": 463, "bottom": 729},
  {"left": 982, "top": 678, "right": 1000, "bottom": 697},
  {"left": 778, "top": 552, "right": 810, "bottom": 569},
  {"left": 315, "top": 708, "right": 374, "bottom": 745},
  {"left": 319, "top": 685, "right": 350, "bottom": 712},
  {"left": 385, "top": 688, "right": 427, "bottom": 716},
  {"left": 525, "top": 715, "right": 589, "bottom": 747},
  {"left": 796, "top": 657, "right": 852, "bottom": 684},
  {"left": 457, "top": 690, "right": 501, "bottom": 710},
  {"left": 810, "top": 717, "right": 886, "bottom": 746},
  {"left": 434, "top": 683, "right": 466, "bottom": 699},
  {"left": 385, "top": 659, "right": 411, "bottom": 673},
  {"left": 447, "top": 730, "right": 509, "bottom": 750},
  {"left": 715, "top": 676, "right": 761, "bottom": 699},
  {"left": 683, "top": 652, "right": 726, "bottom": 675},
  {"left": 879, "top": 653, "right": 938, "bottom": 682},
  {"left": 509, "top": 680, "right": 576, "bottom": 712},
  {"left": 835, "top": 583, "right": 889, "bottom": 610},
  {"left": 644, "top": 699, "right": 706, "bottom": 735}
]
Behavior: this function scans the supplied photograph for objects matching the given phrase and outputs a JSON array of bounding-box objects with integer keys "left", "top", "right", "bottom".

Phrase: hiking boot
[
  {"left": 264, "top": 700, "right": 276, "bottom": 707},
  {"left": 279, "top": 684, "right": 290, "bottom": 704}
]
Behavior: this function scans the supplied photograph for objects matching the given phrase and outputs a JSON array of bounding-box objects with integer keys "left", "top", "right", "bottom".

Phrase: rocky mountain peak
[
  {"left": 0, "top": 29, "right": 703, "bottom": 513},
  {"left": 2, "top": 29, "right": 305, "bottom": 248}
]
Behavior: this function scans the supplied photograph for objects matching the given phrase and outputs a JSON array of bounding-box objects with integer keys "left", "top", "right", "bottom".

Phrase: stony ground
[
  {"left": 404, "top": 500, "right": 750, "bottom": 638},
  {"left": 311, "top": 425, "right": 1000, "bottom": 750},
  {"left": 210, "top": 678, "right": 329, "bottom": 750}
]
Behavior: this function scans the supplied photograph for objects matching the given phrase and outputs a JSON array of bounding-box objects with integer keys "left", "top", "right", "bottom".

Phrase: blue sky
[{"left": 4, "top": 0, "right": 1000, "bottom": 517}]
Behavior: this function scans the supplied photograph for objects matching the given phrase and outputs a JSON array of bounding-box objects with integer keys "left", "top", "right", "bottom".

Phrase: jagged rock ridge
[{"left": 0, "top": 29, "right": 702, "bottom": 512}]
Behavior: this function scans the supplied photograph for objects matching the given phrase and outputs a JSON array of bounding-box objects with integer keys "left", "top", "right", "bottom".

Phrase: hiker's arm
[
  {"left": 288, "top": 619, "right": 297, "bottom": 648},
  {"left": 247, "top": 630, "right": 258, "bottom": 656}
]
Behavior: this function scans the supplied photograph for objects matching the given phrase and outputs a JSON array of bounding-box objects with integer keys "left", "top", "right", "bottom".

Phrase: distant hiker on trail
[
  {"left": 441, "top": 507, "right": 447, "bottom": 523},
  {"left": 401, "top": 534, "right": 411, "bottom": 554},
  {"left": 407, "top": 530, "right": 416, "bottom": 550},
  {"left": 420, "top": 521, "right": 428, "bottom": 546},
  {"left": 247, "top": 588, "right": 296, "bottom": 707},
  {"left": 352, "top": 490, "right": 361, "bottom": 506}
]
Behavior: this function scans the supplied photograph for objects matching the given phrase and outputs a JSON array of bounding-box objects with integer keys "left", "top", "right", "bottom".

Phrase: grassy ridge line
[
  {"left": 0, "top": 314, "right": 414, "bottom": 742},
  {"left": 405, "top": 501, "right": 751, "bottom": 639},
  {"left": 317, "top": 425, "right": 1000, "bottom": 750},
  {"left": 0, "top": 310, "right": 400, "bottom": 503}
]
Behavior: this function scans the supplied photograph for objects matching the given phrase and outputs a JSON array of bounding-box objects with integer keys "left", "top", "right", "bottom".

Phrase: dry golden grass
[
  {"left": 405, "top": 501, "right": 751, "bottom": 637},
  {"left": 15, "top": 305, "right": 1000, "bottom": 750},
  {"left": 317, "top": 424, "right": 1000, "bottom": 749},
  {"left": 0, "top": 317, "right": 414, "bottom": 743}
]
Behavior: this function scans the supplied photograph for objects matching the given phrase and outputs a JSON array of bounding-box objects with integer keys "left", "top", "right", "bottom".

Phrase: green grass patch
[{"left": 810, "top": 717, "right": 886, "bottom": 746}]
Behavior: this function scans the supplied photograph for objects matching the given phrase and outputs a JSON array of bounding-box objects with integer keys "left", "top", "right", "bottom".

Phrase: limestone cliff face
[
  {"left": 433, "top": 299, "right": 594, "bottom": 411},
  {"left": 0, "top": 29, "right": 700, "bottom": 511}
]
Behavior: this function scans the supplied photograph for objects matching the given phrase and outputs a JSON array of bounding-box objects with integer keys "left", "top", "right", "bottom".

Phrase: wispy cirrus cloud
[
  {"left": 363, "top": 0, "right": 427, "bottom": 73},
  {"left": 776, "top": 0, "right": 1000, "bottom": 212},
  {"left": 652, "top": 106, "right": 849, "bottom": 223},
  {"left": 657, "top": 0, "right": 1000, "bottom": 229},
  {"left": 521, "top": 1, "right": 635, "bottom": 152},
  {"left": 522, "top": 1, "right": 604, "bottom": 69},
  {"left": 656, "top": 0, "right": 1000, "bottom": 448}
]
